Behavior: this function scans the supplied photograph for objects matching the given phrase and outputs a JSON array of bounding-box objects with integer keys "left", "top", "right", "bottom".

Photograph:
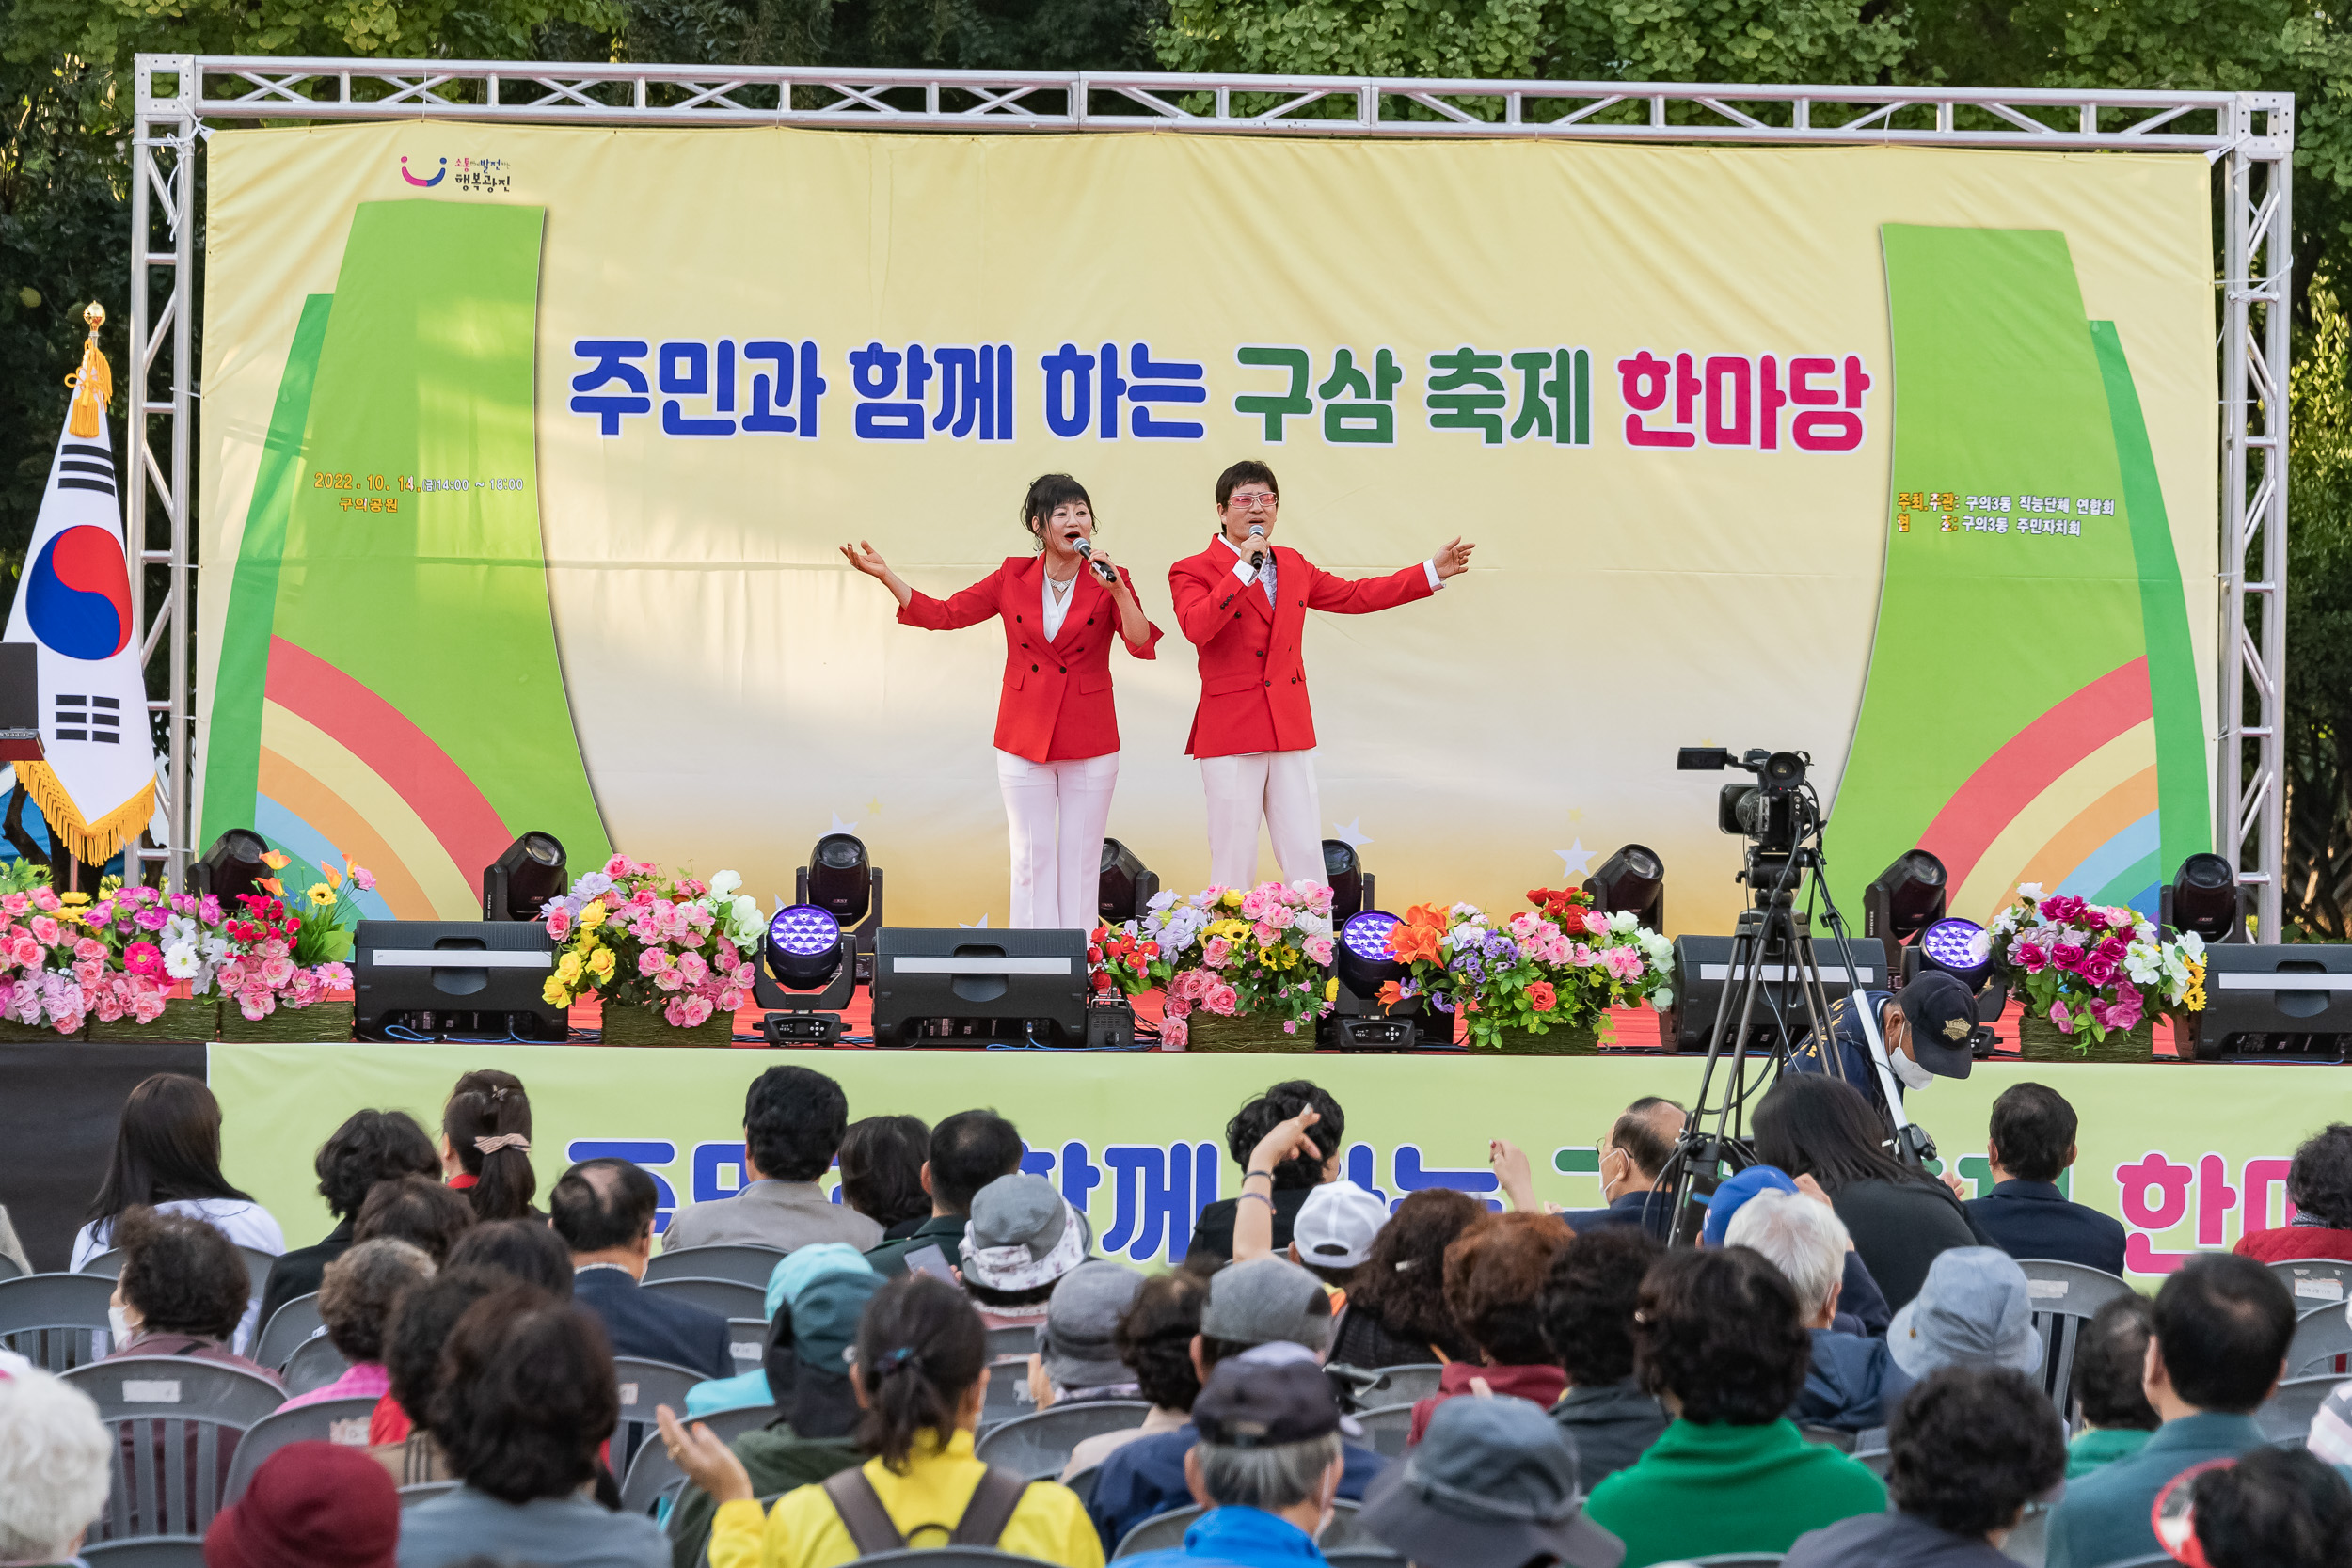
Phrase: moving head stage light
[
  {"left": 1323, "top": 840, "right": 1377, "bottom": 921},
  {"left": 192, "top": 830, "right": 271, "bottom": 903},
  {"left": 1325, "top": 909, "right": 1422, "bottom": 1052},
  {"left": 1099, "top": 839, "right": 1159, "bottom": 926},
  {"left": 483, "top": 832, "right": 566, "bottom": 922},
  {"left": 1583, "top": 843, "right": 1664, "bottom": 930},
  {"left": 355, "top": 921, "right": 566, "bottom": 1041},
  {"left": 798, "top": 832, "right": 884, "bottom": 980},
  {"left": 755, "top": 903, "right": 854, "bottom": 1045},
  {"left": 2165, "top": 853, "right": 2245, "bottom": 944}
]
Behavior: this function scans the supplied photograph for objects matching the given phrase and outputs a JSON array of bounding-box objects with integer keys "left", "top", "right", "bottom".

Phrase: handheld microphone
[
  {"left": 1247, "top": 523, "right": 1266, "bottom": 570},
  {"left": 1073, "top": 537, "right": 1117, "bottom": 585}
]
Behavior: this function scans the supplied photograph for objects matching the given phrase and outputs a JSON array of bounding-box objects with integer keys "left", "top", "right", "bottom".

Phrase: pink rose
[
  {"left": 547, "top": 907, "right": 572, "bottom": 940},
  {"left": 675, "top": 953, "right": 708, "bottom": 988},
  {"left": 1159, "top": 1015, "right": 1189, "bottom": 1050},
  {"left": 2041, "top": 895, "right": 2087, "bottom": 926},
  {"left": 1603, "top": 946, "right": 1644, "bottom": 981},
  {"left": 1304, "top": 935, "right": 1335, "bottom": 967},
  {"left": 260, "top": 956, "right": 296, "bottom": 989},
  {"left": 72, "top": 937, "right": 104, "bottom": 963},
  {"left": 134, "top": 907, "right": 168, "bottom": 931},
  {"left": 2081, "top": 956, "right": 2119, "bottom": 989},
  {"left": 1203, "top": 937, "right": 1232, "bottom": 969},
  {"left": 0, "top": 894, "right": 25, "bottom": 918},
  {"left": 2049, "top": 942, "right": 2086, "bottom": 972},
  {"left": 1205, "top": 982, "right": 1239, "bottom": 1017},
  {"left": 2093, "top": 934, "right": 2129, "bottom": 964},
  {"left": 1583, "top": 910, "right": 1613, "bottom": 937},
  {"left": 28, "top": 917, "right": 58, "bottom": 946},
  {"left": 2014, "top": 941, "right": 2048, "bottom": 974},
  {"left": 133, "top": 991, "right": 166, "bottom": 1023},
  {"left": 1252, "top": 921, "right": 1279, "bottom": 947},
  {"left": 2102, "top": 990, "right": 2144, "bottom": 1032},
  {"left": 716, "top": 988, "right": 745, "bottom": 1011},
  {"left": 637, "top": 950, "right": 667, "bottom": 978},
  {"left": 30, "top": 889, "right": 58, "bottom": 912},
  {"left": 72, "top": 959, "right": 103, "bottom": 989},
  {"left": 2047, "top": 1001, "right": 2075, "bottom": 1035}
]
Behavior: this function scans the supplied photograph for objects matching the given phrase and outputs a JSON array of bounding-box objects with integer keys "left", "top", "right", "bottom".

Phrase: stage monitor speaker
[
  {"left": 355, "top": 920, "right": 566, "bottom": 1041},
  {"left": 1661, "top": 934, "right": 1886, "bottom": 1053},
  {"left": 2182, "top": 944, "right": 2352, "bottom": 1062},
  {"left": 869, "top": 927, "right": 1089, "bottom": 1048},
  {"left": 0, "top": 642, "right": 39, "bottom": 763}
]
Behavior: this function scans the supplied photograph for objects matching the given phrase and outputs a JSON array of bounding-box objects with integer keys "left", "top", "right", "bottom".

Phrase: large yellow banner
[{"left": 198, "top": 124, "right": 2215, "bottom": 932}]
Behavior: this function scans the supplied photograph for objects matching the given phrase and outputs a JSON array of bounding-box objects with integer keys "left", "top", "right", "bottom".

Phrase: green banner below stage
[{"left": 209, "top": 1045, "right": 2328, "bottom": 1285}]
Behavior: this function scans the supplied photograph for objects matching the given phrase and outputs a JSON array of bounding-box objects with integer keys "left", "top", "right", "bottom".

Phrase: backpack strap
[
  {"left": 951, "top": 1465, "right": 1033, "bottom": 1547},
  {"left": 821, "top": 1468, "right": 908, "bottom": 1557}
]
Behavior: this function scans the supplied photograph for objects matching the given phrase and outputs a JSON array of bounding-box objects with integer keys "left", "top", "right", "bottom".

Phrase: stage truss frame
[{"left": 128, "top": 56, "right": 2293, "bottom": 929}]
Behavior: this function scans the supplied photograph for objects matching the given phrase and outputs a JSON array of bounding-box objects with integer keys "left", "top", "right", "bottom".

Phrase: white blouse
[{"left": 1042, "top": 568, "right": 1081, "bottom": 641}]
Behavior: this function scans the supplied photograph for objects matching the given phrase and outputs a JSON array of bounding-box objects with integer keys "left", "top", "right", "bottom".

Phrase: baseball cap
[
  {"left": 1293, "top": 1180, "right": 1391, "bottom": 1271},
  {"left": 1698, "top": 1164, "right": 1798, "bottom": 1247},
  {"left": 1191, "top": 1354, "right": 1342, "bottom": 1447},
  {"left": 1899, "top": 971, "right": 1980, "bottom": 1079},
  {"left": 1359, "top": 1395, "right": 1626, "bottom": 1568},
  {"left": 1888, "top": 1246, "right": 2043, "bottom": 1378},
  {"left": 205, "top": 1440, "right": 398, "bottom": 1568},
  {"left": 1041, "top": 1260, "right": 1145, "bottom": 1388},
  {"left": 1200, "top": 1254, "right": 1334, "bottom": 1354},
  {"left": 961, "top": 1174, "right": 1091, "bottom": 1292}
]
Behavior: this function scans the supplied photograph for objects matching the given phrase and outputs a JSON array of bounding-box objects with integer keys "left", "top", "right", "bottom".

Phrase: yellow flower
[
  {"left": 1220, "top": 890, "right": 1244, "bottom": 909},
  {"left": 307, "top": 884, "right": 336, "bottom": 907},
  {"left": 1324, "top": 978, "right": 1339, "bottom": 1001},
  {"left": 589, "top": 948, "right": 615, "bottom": 981},
  {"left": 580, "top": 901, "right": 609, "bottom": 931},
  {"left": 543, "top": 978, "right": 572, "bottom": 1006},
  {"left": 557, "top": 952, "right": 584, "bottom": 983},
  {"left": 59, "top": 891, "right": 90, "bottom": 906}
]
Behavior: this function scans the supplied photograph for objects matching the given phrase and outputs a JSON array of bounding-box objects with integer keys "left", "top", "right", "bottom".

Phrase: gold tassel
[
  {"left": 15, "top": 761, "right": 151, "bottom": 867},
  {"left": 65, "top": 302, "right": 110, "bottom": 439}
]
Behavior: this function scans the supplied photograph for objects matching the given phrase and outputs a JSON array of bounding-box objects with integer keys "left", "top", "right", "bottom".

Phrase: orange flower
[
  {"left": 259, "top": 850, "right": 290, "bottom": 870},
  {"left": 1377, "top": 980, "right": 1402, "bottom": 1007},
  {"left": 1404, "top": 902, "right": 1450, "bottom": 930},
  {"left": 1389, "top": 926, "right": 1442, "bottom": 965}
]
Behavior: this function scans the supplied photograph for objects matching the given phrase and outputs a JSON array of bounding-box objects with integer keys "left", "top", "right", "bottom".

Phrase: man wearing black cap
[{"left": 1788, "top": 971, "right": 1980, "bottom": 1124}]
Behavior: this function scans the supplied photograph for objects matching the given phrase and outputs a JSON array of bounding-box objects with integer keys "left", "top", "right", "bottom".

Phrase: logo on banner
[{"left": 399, "top": 155, "right": 447, "bottom": 187}]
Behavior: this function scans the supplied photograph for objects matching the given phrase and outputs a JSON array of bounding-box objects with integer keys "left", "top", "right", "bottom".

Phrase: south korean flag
[{"left": 1, "top": 402, "right": 158, "bottom": 865}]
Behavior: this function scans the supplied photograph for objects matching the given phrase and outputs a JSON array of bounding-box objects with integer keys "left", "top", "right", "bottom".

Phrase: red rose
[{"left": 1142, "top": 942, "right": 1160, "bottom": 958}]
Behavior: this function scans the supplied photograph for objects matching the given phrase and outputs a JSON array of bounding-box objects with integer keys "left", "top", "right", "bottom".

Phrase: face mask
[
  {"left": 1888, "top": 1050, "right": 1934, "bottom": 1091},
  {"left": 107, "top": 1305, "right": 136, "bottom": 1344}
]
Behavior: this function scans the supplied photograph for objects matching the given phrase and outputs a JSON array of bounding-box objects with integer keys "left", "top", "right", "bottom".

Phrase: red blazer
[
  {"left": 898, "top": 555, "right": 1163, "bottom": 764},
  {"left": 1168, "top": 537, "right": 1436, "bottom": 758}
]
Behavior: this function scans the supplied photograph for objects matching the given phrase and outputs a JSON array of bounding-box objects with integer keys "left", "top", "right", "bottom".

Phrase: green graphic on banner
[
  {"left": 209, "top": 201, "right": 608, "bottom": 918},
  {"left": 1835, "top": 226, "right": 2200, "bottom": 927}
]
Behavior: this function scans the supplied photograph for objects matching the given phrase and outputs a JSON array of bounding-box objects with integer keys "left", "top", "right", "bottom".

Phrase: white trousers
[
  {"left": 995, "top": 750, "right": 1120, "bottom": 929},
  {"left": 1200, "top": 749, "right": 1324, "bottom": 891}
]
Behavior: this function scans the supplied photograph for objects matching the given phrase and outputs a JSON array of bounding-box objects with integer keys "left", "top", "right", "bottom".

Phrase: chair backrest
[
  {"left": 1850, "top": 1426, "right": 1893, "bottom": 1479},
  {"left": 1313, "top": 1499, "right": 1372, "bottom": 1551},
  {"left": 2016, "top": 1259, "right": 2138, "bottom": 1418},
  {"left": 219, "top": 1396, "right": 381, "bottom": 1502},
  {"left": 639, "top": 1275, "right": 771, "bottom": 1321},
  {"left": 253, "top": 1293, "right": 326, "bottom": 1372},
  {"left": 612, "top": 1356, "right": 713, "bottom": 1474},
  {"left": 973, "top": 1400, "right": 1152, "bottom": 1480},
  {"left": 977, "top": 1354, "right": 1041, "bottom": 1432},
  {"left": 2003, "top": 1503, "right": 2050, "bottom": 1568},
  {"left": 646, "top": 1243, "right": 789, "bottom": 1289},
  {"left": 63, "top": 1355, "right": 287, "bottom": 1426},
  {"left": 1683, "top": 1557, "right": 1788, "bottom": 1566},
  {"left": 0, "top": 1271, "right": 120, "bottom": 1370},
  {"left": 849, "top": 1551, "right": 1067, "bottom": 1568},
  {"left": 77, "top": 1246, "right": 274, "bottom": 1304},
  {"left": 1355, "top": 1364, "right": 1444, "bottom": 1406},
  {"left": 618, "top": 1401, "right": 781, "bottom": 1515},
  {"left": 1352, "top": 1402, "right": 1417, "bottom": 1460},
  {"left": 987, "top": 1323, "right": 1041, "bottom": 1360},
  {"left": 2286, "top": 1307, "right": 2352, "bottom": 1378},
  {"left": 88, "top": 1414, "right": 243, "bottom": 1543},
  {"left": 1114, "top": 1503, "right": 1205, "bottom": 1558},
  {"left": 1796, "top": 1423, "right": 1856, "bottom": 1452},
  {"left": 279, "top": 1334, "right": 351, "bottom": 1398},
  {"left": 726, "top": 1317, "right": 768, "bottom": 1376},
  {"left": 2256, "top": 1373, "right": 2347, "bottom": 1444},
  {"left": 1065, "top": 1465, "right": 1101, "bottom": 1507},
  {"left": 2269, "top": 1258, "right": 2352, "bottom": 1312},
  {"left": 82, "top": 1246, "right": 129, "bottom": 1277},
  {"left": 79, "top": 1539, "right": 210, "bottom": 1566},
  {"left": 398, "top": 1480, "right": 459, "bottom": 1508},
  {"left": 1322, "top": 1553, "right": 1406, "bottom": 1568},
  {"left": 0, "top": 1252, "right": 23, "bottom": 1282}
]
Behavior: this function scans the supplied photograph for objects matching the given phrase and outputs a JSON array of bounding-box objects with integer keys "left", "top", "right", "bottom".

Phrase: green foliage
[
  {"left": 2285, "top": 275, "right": 2352, "bottom": 937},
  {"left": 554, "top": 0, "right": 1167, "bottom": 70},
  {"left": 4, "top": 0, "right": 624, "bottom": 67}
]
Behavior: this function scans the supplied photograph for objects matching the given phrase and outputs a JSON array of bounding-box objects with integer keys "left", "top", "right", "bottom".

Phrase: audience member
[
  {"left": 258, "top": 1108, "right": 439, "bottom": 1333},
  {"left": 2045, "top": 1253, "right": 2294, "bottom": 1568},
  {"left": 2307, "top": 1379, "right": 2352, "bottom": 1467},
  {"left": 206, "top": 1438, "right": 401, "bottom": 1568},
  {"left": 1963, "top": 1083, "right": 2127, "bottom": 1275},
  {"left": 1406, "top": 1212, "right": 1575, "bottom": 1444},
  {"left": 1117, "top": 1358, "right": 1360, "bottom": 1568},
  {"left": 1782, "top": 1366, "right": 2066, "bottom": 1568},
  {"left": 1581, "top": 1246, "right": 1885, "bottom": 1565},
  {"left": 1086, "top": 1257, "right": 1386, "bottom": 1552},
  {"left": 439, "top": 1069, "right": 538, "bottom": 1223},
  {"left": 1539, "top": 1226, "right": 1669, "bottom": 1487},
  {"left": 1330, "top": 1188, "right": 1483, "bottom": 1368},
  {"left": 2187, "top": 1444, "right": 2352, "bottom": 1568},
  {"left": 865, "top": 1109, "right": 1025, "bottom": 1276},
  {"left": 399, "top": 1285, "right": 666, "bottom": 1568},
  {"left": 1063, "top": 1268, "right": 1208, "bottom": 1481},
  {"left": 1188, "top": 1081, "right": 1344, "bottom": 1263},
  {"left": 668, "top": 1247, "right": 882, "bottom": 1568},
  {"left": 960, "top": 1173, "right": 1093, "bottom": 1328},
  {"left": 1724, "top": 1189, "right": 1910, "bottom": 1433},
  {"left": 667, "top": 1273, "right": 1103, "bottom": 1568},
  {"left": 278, "top": 1238, "right": 435, "bottom": 1413},
  {"left": 837, "top": 1115, "right": 933, "bottom": 1241},
  {"left": 1027, "top": 1261, "right": 1146, "bottom": 1410},
  {"left": 354, "top": 1175, "right": 478, "bottom": 1264},
  {"left": 666, "top": 1067, "right": 882, "bottom": 1253},
  {"left": 1361, "top": 1396, "right": 1625, "bottom": 1568},
  {"left": 1886, "top": 1247, "right": 2042, "bottom": 1383},
  {"left": 1548, "top": 1098, "right": 1687, "bottom": 1240},
  {"left": 2234, "top": 1122, "right": 2352, "bottom": 1263},
  {"left": 445, "top": 1218, "right": 575, "bottom": 1297},
  {"left": 367, "top": 1266, "right": 508, "bottom": 1475},
  {"left": 1698, "top": 1165, "right": 1892, "bottom": 1338},
  {"left": 2066, "top": 1293, "right": 2159, "bottom": 1478},
  {"left": 1753, "top": 1074, "right": 1988, "bottom": 1308},
  {"left": 553, "top": 1158, "right": 732, "bottom": 1379},
  {"left": 0, "top": 1366, "right": 112, "bottom": 1568},
  {"left": 102, "top": 1205, "right": 280, "bottom": 1385},
  {"left": 1284, "top": 1180, "right": 1391, "bottom": 1291},
  {"left": 73, "top": 1072, "right": 284, "bottom": 1349}
]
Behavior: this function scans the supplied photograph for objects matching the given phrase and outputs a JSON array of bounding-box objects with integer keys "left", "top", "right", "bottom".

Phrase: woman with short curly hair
[
  {"left": 1582, "top": 1246, "right": 1885, "bottom": 1565},
  {"left": 101, "top": 1205, "right": 279, "bottom": 1386},
  {"left": 2236, "top": 1122, "right": 2352, "bottom": 1263},
  {"left": 278, "top": 1237, "right": 434, "bottom": 1414},
  {"left": 1404, "top": 1211, "right": 1575, "bottom": 1444}
]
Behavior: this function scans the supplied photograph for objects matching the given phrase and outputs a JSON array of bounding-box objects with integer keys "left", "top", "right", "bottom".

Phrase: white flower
[
  {"left": 2178, "top": 931, "right": 2207, "bottom": 961},
  {"left": 709, "top": 869, "right": 742, "bottom": 898},
  {"left": 163, "top": 942, "right": 201, "bottom": 979},
  {"left": 1450, "top": 902, "right": 1483, "bottom": 920},
  {"left": 1147, "top": 889, "right": 1177, "bottom": 913},
  {"left": 572, "top": 871, "right": 614, "bottom": 898},
  {"left": 1294, "top": 912, "right": 1331, "bottom": 937},
  {"left": 162, "top": 914, "right": 198, "bottom": 950},
  {"left": 2017, "top": 882, "right": 2045, "bottom": 901},
  {"left": 1609, "top": 910, "right": 1639, "bottom": 935},
  {"left": 1652, "top": 986, "right": 1675, "bottom": 1010},
  {"left": 723, "top": 895, "right": 764, "bottom": 946}
]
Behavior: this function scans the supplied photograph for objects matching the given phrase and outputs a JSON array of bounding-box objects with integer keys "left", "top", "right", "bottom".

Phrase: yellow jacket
[{"left": 710, "top": 1429, "right": 1104, "bottom": 1568}]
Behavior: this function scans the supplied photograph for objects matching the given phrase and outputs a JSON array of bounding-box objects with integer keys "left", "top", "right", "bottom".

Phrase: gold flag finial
[{"left": 65, "top": 301, "right": 111, "bottom": 438}]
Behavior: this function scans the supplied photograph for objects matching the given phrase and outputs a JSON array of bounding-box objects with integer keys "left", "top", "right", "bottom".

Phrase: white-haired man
[
  {"left": 0, "top": 1365, "right": 114, "bottom": 1567},
  {"left": 1726, "top": 1188, "right": 1913, "bottom": 1433}
]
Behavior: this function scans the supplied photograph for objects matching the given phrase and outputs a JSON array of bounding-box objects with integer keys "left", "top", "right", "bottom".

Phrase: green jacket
[
  {"left": 864, "top": 1213, "right": 969, "bottom": 1277},
  {"left": 668, "top": 1423, "right": 865, "bottom": 1568},
  {"left": 1582, "top": 1418, "right": 1888, "bottom": 1568},
  {"left": 2065, "top": 1425, "right": 2153, "bottom": 1479}
]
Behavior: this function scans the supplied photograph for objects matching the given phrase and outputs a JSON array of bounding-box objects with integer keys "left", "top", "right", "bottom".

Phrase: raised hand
[
  {"left": 840, "top": 539, "right": 891, "bottom": 578},
  {"left": 1434, "top": 537, "right": 1477, "bottom": 578}
]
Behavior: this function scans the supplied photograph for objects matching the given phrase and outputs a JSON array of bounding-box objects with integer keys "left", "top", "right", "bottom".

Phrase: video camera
[{"left": 1679, "top": 747, "right": 1813, "bottom": 851}]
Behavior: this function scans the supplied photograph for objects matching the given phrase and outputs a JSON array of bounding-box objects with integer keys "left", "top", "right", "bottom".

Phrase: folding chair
[
  {"left": 1353, "top": 1364, "right": 1443, "bottom": 1406},
  {"left": 280, "top": 1334, "right": 350, "bottom": 1398},
  {"left": 1114, "top": 1504, "right": 1204, "bottom": 1558},
  {"left": 2002, "top": 1502, "right": 2050, "bottom": 1567},
  {"left": 646, "top": 1243, "right": 788, "bottom": 1290},
  {"left": 2016, "top": 1259, "right": 2137, "bottom": 1418},
  {"left": 0, "top": 1272, "right": 119, "bottom": 1370},
  {"left": 849, "top": 1551, "right": 1062, "bottom": 1568},
  {"left": 62, "top": 1356, "right": 286, "bottom": 1427},
  {"left": 1314, "top": 1500, "right": 1373, "bottom": 1551},
  {"left": 640, "top": 1275, "right": 768, "bottom": 1321},
  {"left": 0, "top": 1253, "right": 23, "bottom": 1283},
  {"left": 81, "top": 1246, "right": 278, "bottom": 1307},
  {"left": 87, "top": 1414, "right": 242, "bottom": 1543},
  {"left": 253, "top": 1293, "right": 325, "bottom": 1371},
  {"left": 79, "top": 1540, "right": 208, "bottom": 1566},
  {"left": 987, "top": 1323, "right": 1041, "bottom": 1361},
  {"left": 1352, "top": 1403, "right": 1417, "bottom": 1459},
  {"left": 220, "top": 1395, "right": 382, "bottom": 1502},
  {"left": 2267, "top": 1258, "right": 2352, "bottom": 1313},
  {"left": 398, "top": 1480, "right": 459, "bottom": 1507},
  {"left": 618, "top": 1401, "right": 780, "bottom": 1515},
  {"left": 2257, "top": 1372, "right": 2346, "bottom": 1444},
  {"left": 2286, "top": 1306, "right": 2352, "bottom": 1379},
  {"left": 977, "top": 1354, "right": 1041, "bottom": 1433},
  {"left": 612, "top": 1355, "right": 710, "bottom": 1477},
  {"left": 726, "top": 1318, "right": 768, "bottom": 1376},
  {"left": 973, "top": 1400, "right": 1152, "bottom": 1479}
]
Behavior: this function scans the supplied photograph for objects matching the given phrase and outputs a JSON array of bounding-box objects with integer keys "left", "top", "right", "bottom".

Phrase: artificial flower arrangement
[
  {"left": 537, "top": 856, "right": 766, "bottom": 1037},
  {"left": 1990, "top": 883, "right": 2206, "bottom": 1050},
  {"left": 1383, "top": 887, "right": 1676, "bottom": 1052},
  {"left": 1093, "top": 881, "right": 1338, "bottom": 1049}
]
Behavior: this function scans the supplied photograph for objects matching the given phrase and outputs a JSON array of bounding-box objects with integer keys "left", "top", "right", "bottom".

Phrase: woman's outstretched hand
[{"left": 841, "top": 540, "right": 891, "bottom": 578}]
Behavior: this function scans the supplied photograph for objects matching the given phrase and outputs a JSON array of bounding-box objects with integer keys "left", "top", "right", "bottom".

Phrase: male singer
[{"left": 1168, "top": 460, "right": 1475, "bottom": 889}]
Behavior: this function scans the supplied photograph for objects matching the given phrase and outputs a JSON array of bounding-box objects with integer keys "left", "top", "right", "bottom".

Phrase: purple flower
[
  {"left": 1451, "top": 952, "right": 1486, "bottom": 982},
  {"left": 1483, "top": 932, "right": 1518, "bottom": 963}
]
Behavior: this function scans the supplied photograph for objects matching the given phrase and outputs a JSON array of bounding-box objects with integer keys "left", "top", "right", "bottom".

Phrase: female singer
[{"left": 842, "top": 474, "right": 1163, "bottom": 929}]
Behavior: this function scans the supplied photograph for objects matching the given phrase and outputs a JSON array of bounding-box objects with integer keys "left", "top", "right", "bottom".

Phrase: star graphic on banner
[
  {"left": 866, "top": 798, "right": 883, "bottom": 816},
  {"left": 1556, "top": 840, "right": 1595, "bottom": 877},
  {"left": 828, "top": 812, "right": 858, "bottom": 834},
  {"left": 1329, "top": 817, "right": 1372, "bottom": 850},
  {"left": 958, "top": 914, "right": 992, "bottom": 928},
  {"left": 1567, "top": 806, "right": 1585, "bottom": 824}
]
